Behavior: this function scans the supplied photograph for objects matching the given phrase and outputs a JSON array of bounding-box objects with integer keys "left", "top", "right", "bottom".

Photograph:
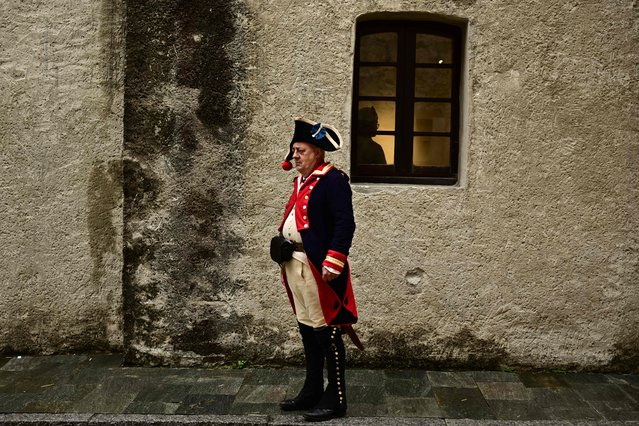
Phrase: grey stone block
[
  {"left": 0, "top": 413, "right": 93, "bottom": 425},
  {"left": 174, "top": 394, "right": 235, "bottom": 415},
  {"left": 385, "top": 380, "right": 432, "bottom": 399},
  {"left": 0, "top": 376, "right": 59, "bottom": 393},
  {"left": 573, "top": 384, "right": 637, "bottom": 402},
  {"left": 0, "top": 370, "right": 19, "bottom": 386},
  {"left": 71, "top": 389, "right": 139, "bottom": 414},
  {"left": 228, "top": 402, "right": 282, "bottom": 416},
  {"left": 242, "top": 370, "right": 289, "bottom": 386},
  {"left": 433, "top": 387, "right": 495, "bottom": 419},
  {"left": 282, "top": 377, "right": 304, "bottom": 400},
  {"left": 485, "top": 400, "right": 549, "bottom": 421},
  {"left": 445, "top": 421, "right": 622, "bottom": 426},
  {"left": 0, "top": 393, "right": 34, "bottom": 412},
  {"left": 1, "top": 357, "right": 51, "bottom": 372},
  {"left": 619, "top": 384, "right": 639, "bottom": 403},
  {"left": 385, "top": 397, "right": 442, "bottom": 417},
  {"left": 477, "top": 382, "right": 532, "bottom": 401},
  {"left": 384, "top": 370, "right": 428, "bottom": 381},
  {"left": 132, "top": 385, "right": 192, "bottom": 403},
  {"left": 471, "top": 371, "right": 521, "bottom": 383},
  {"left": 160, "top": 372, "right": 203, "bottom": 386},
  {"left": 89, "top": 413, "right": 269, "bottom": 425},
  {"left": 348, "top": 369, "right": 385, "bottom": 387},
  {"left": 123, "top": 401, "right": 181, "bottom": 414},
  {"left": 348, "top": 385, "right": 385, "bottom": 405},
  {"left": 38, "top": 384, "right": 100, "bottom": 402},
  {"left": 234, "top": 384, "right": 287, "bottom": 404},
  {"left": 606, "top": 375, "right": 633, "bottom": 386},
  {"left": 189, "top": 377, "right": 244, "bottom": 395},
  {"left": 542, "top": 405, "right": 604, "bottom": 421},
  {"left": 384, "top": 377, "right": 432, "bottom": 397},
  {"left": 195, "top": 370, "right": 247, "bottom": 382},
  {"left": 519, "top": 373, "right": 568, "bottom": 388},
  {"left": 0, "top": 358, "right": 11, "bottom": 369},
  {"left": 529, "top": 387, "right": 588, "bottom": 408},
  {"left": 348, "top": 402, "right": 390, "bottom": 417},
  {"left": 19, "top": 400, "right": 75, "bottom": 414},
  {"left": 618, "top": 375, "right": 639, "bottom": 387},
  {"left": 270, "top": 416, "right": 445, "bottom": 425},
  {"left": 587, "top": 399, "right": 639, "bottom": 421},
  {"left": 562, "top": 373, "right": 615, "bottom": 384},
  {"left": 427, "top": 372, "right": 477, "bottom": 388}
]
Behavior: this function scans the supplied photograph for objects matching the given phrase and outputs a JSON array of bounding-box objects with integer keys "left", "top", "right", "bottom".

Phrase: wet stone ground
[{"left": 0, "top": 355, "right": 638, "bottom": 423}]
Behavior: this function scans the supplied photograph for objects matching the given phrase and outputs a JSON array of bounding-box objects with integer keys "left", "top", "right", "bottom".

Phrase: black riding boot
[
  {"left": 303, "top": 326, "right": 347, "bottom": 422},
  {"left": 280, "top": 322, "right": 324, "bottom": 411}
]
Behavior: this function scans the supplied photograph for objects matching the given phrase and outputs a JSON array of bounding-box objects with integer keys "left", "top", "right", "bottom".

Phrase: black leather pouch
[{"left": 270, "top": 235, "right": 294, "bottom": 264}]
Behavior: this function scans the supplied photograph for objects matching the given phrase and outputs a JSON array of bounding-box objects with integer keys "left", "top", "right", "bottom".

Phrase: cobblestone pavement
[{"left": 0, "top": 354, "right": 638, "bottom": 425}]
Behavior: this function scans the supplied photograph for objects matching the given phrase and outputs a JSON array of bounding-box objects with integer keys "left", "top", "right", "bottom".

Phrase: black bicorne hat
[{"left": 282, "top": 117, "right": 343, "bottom": 170}]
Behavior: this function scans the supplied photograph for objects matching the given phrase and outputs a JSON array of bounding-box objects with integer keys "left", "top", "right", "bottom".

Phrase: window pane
[
  {"left": 415, "top": 68, "right": 452, "bottom": 98},
  {"left": 359, "top": 66, "right": 396, "bottom": 97},
  {"left": 357, "top": 134, "right": 394, "bottom": 165},
  {"left": 413, "top": 136, "right": 450, "bottom": 167},
  {"left": 414, "top": 102, "right": 451, "bottom": 132},
  {"left": 360, "top": 32, "right": 397, "bottom": 62},
  {"left": 416, "top": 34, "right": 453, "bottom": 64},
  {"left": 358, "top": 101, "right": 395, "bottom": 131}
]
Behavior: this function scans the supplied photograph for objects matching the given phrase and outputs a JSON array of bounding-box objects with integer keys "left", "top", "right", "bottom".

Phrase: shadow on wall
[{"left": 354, "top": 327, "right": 510, "bottom": 370}]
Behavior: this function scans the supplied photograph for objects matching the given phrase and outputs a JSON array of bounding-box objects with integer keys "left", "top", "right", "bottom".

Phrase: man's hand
[{"left": 322, "top": 267, "right": 339, "bottom": 282}]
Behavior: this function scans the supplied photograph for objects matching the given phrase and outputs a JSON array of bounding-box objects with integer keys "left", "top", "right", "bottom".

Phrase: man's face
[{"left": 292, "top": 142, "right": 323, "bottom": 176}]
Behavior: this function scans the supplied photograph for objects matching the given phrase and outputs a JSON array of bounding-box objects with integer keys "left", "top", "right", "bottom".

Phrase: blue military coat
[{"left": 278, "top": 163, "right": 358, "bottom": 326}]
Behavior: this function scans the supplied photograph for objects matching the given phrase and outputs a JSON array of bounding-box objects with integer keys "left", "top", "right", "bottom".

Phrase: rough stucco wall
[
  {"left": 238, "top": 0, "right": 638, "bottom": 371},
  {"left": 0, "top": 0, "right": 124, "bottom": 353},
  {"left": 123, "top": 0, "right": 638, "bottom": 370}
]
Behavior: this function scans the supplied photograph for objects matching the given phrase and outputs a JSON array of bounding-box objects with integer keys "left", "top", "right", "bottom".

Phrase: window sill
[{"left": 351, "top": 175, "right": 458, "bottom": 185}]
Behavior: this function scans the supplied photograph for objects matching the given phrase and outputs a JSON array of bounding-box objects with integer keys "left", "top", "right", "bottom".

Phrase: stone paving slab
[
  {"left": 1, "top": 414, "right": 638, "bottom": 425},
  {"left": 446, "top": 421, "right": 639, "bottom": 426},
  {"left": 0, "top": 354, "right": 638, "bottom": 424}
]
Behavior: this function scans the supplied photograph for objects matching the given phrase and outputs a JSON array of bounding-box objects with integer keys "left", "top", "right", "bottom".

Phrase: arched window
[{"left": 351, "top": 19, "right": 463, "bottom": 185}]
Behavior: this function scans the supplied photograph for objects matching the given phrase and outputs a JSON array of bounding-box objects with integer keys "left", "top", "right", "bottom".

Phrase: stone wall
[
  {"left": 243, "top": 0, "right": 639, "bottom": 370},
  {"left": 0, "top": 0, "right": 124, "bottom": 353},
  {"left": 2, "top": 0, "right": 637, "bottom": 371},
  {"left": 122, "top": 0, "right": 254, "bottom": 365},
  {"left": 122, "top": 0, "right": 638, "bottom": 370}
]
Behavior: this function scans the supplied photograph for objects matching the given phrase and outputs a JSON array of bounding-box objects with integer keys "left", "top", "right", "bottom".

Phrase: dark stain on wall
[
  {"left": 172, "top": 315, "right": 292, "bottom": 364},
  {"left": 123, "top": 0, "right": 250, "bottom": 365},
  {"left": 0, "top": 309, "right": 111, "bottom": 356},
  {"left": 451, "top": 0, "right": 476, "bottom": 6},
  {"left": 606, "top": 322, "right": 639, "bottom": 373},
  {"left": 122, "top": 159, "right": 160, "bottom": 215},
  {"left": 358, "top": 327, "right": 510, "bottom": 370},
  {"left": 173, "top": 313, "right": 254, "bottom": 358},
  {"left": 174, "top": 1, "right": 238, "bottom": 129},
  {"left": 88, "top": 160, "right": 121, "bottom": 288},
  {"left": 442, "top": 328, "right": 510, "bottom": 369},
  {"left": 164, "top": 185, "right": 244, "bottom": 294}
]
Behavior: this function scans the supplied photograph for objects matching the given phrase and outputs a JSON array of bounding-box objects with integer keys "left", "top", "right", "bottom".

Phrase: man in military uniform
[{"left": 277, "top": 117, "right": 358, "bottom": 422}]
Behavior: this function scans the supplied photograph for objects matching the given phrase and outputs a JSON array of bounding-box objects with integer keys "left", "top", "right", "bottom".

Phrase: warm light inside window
[{"left": 413, "top": 137, "right": 450, "bottom": 167}]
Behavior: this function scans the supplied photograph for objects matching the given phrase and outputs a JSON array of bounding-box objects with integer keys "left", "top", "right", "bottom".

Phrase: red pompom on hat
[{"left": 281, "top": 160, "right": 292, "bottom": 171}]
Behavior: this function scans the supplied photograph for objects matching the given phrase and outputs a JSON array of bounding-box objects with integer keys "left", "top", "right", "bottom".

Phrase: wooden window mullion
[{"left": 395, "top": 29, "right": 414, "bottom": 173}]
